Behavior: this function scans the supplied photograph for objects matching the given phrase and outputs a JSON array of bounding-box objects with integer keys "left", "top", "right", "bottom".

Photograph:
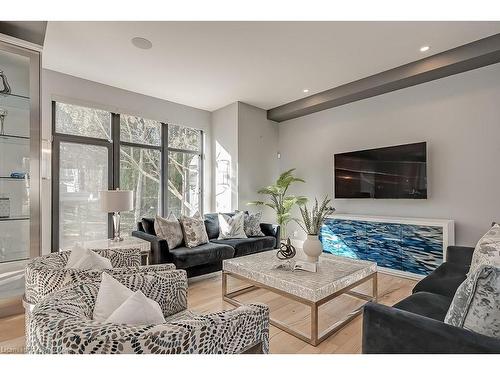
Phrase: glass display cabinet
[{"left": 0, "top": 39, "right": 40, "bottom": 266}]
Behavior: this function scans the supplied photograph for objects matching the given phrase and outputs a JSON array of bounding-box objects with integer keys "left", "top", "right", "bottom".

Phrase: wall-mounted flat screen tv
[{"left": 334, "top": 142, "right": 427, "bottom": 199}]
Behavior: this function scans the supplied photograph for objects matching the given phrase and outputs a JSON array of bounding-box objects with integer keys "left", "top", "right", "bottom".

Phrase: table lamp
[{"left": 99, "top": 189, "right": 134, "bottom": 241}]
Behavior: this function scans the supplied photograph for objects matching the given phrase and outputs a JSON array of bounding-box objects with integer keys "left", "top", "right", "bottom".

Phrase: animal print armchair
[
  {"left": 24, "top": 249, "right": 176, "bottom": 352},
  {"left": 28, "top": 270, "right": 270, "bottom": 354},
  {"left": 24, "top": 248, "right": 176, "bottom": 305}
]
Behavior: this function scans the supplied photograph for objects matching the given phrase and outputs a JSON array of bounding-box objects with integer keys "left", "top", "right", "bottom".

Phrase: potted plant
[
  {"left": 295, "top": 196, "right": 335, "bottom": 262},
  {"left": 248, "top": 168, "right": 307, "bottom": 240}
]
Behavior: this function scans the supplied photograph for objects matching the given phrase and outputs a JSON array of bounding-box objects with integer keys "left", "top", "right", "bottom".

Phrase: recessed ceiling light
[
  {"left": 131, "top": 37, "right": 153, "bottom": 50},
  {"left": 303, "top": 89, "right": 309, "bottom": 93},
  {"left": 420, "top": 45, "right": 430, "bottom": 52}
]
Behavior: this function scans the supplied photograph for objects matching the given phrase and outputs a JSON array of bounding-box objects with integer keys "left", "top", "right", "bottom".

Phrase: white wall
[
  {"left": 278, "top": 63, "right": 500, "bottom": 247},
  {"left": 238, "top": 102, "right": 279, "bottom": 222},
  {"left": 41, "top": 69, "right": 212, "bottom": 254},
  {"left": 210, "top": 102, "right": 238, "bottom": 213},
  {"left": 210, "top": 101, "right": 280, "bottom": 221}
]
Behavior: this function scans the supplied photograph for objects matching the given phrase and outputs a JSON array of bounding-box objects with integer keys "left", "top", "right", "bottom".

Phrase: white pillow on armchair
[
  {"left": 93, "top": 272, "right": 165, "bottom": 324},
  {"left": 65, "top": 244, "right": 112, "bottom": 270}
]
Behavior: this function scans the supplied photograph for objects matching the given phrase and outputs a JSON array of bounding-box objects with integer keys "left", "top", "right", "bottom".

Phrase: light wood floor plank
[{"left": 0, "top": 271, "right": 416, "bottom": 354}]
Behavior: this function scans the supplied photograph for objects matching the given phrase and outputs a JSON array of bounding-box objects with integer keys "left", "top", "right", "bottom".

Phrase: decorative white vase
[{"left": 302, "top": 235, "right": 323, "bottom": 263}]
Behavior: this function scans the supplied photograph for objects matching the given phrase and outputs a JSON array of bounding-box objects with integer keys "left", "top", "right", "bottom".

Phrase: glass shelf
[
  {"left": 0, "top": 133, "right": 30, "bottom": 141},
  {"left": 0, "top": 41, "right": 40, "bottom": 271},
  {"left": 1, "top": 92, "right": 29, "bottom": 100},
  {"left": 0, "top": 92, "right": 30, "bottom": 110},
  {"left": 0, "top": 176, "right": 29, "bottom": 180},
  {"left": 0, "top": 216, "right": 30, "bottom": 222}
]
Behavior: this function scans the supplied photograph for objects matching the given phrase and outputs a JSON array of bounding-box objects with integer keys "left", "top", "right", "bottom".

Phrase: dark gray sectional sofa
[
  {"left": 132, "top": 212, "right": 280, "bottom": 277},
  {"left": 362, "top": 245, "right": 500, "bottom": 353}
]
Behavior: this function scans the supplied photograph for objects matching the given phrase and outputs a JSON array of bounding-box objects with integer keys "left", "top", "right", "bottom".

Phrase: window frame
[{"left": 51, "top": 101, "right": 204, "bottom": 251}]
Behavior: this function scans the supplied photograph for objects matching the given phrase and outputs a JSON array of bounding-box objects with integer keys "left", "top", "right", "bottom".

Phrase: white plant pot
[{"left": 302, "top": 235, "right": 323, "bottom": 263}]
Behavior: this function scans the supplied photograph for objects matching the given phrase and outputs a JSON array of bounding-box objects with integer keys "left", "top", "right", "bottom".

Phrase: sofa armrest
[
  {"left": 260, "top": 223, "right": 281, "bottom": 249},
  {"left": 362, "top": 302, "right": 500, "bottom": 353},
  {"left": 446, "top": 246, "right": 474, "bottom": 267},
  {"left": 132, "top": 231, "right": 169, "bottom": 265}
]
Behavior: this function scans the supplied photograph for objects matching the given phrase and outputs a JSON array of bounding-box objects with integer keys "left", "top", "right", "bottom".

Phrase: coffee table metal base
[{"left": 222, "top": 271, "right": 377, "bottom": 346}]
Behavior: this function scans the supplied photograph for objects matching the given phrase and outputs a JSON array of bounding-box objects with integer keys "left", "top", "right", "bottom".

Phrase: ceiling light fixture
[
  {"left": 420, "top": 45, "right": 430, "bottom": 52},
  {"left": 303, "top": 89, "right": 309, "bottom": 93},
  {"left": 131, "top": 37, "right": 153, "bottom": 50}
]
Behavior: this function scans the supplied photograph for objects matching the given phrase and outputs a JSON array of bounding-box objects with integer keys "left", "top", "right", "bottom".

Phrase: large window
[
  {"left": 119, "top": 115, "right": 162, "bottom": 235},
  {"left": 58, "top": 142, "right": 109, "bottom": 248},
  {"left": 52, "top": 102, "right": 203, "bottom": 250},
  {"left": 55, "top": 102, "right": 111, "bottom": 140},
  {"left": 167, "top": 124, "right": 203, "bottom": 217}
]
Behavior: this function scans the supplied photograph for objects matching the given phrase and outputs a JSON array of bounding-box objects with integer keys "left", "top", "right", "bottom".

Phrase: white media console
[{"left": 320, "top": 214, "right": 455, "bottom": 279}]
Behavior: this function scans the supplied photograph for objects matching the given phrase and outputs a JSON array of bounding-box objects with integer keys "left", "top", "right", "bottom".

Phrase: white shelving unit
[{"left": 0, "top": 36, "right": 41, "bottom": 304}]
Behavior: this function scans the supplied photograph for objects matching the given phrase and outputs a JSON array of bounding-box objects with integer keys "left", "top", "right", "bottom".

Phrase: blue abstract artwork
[{"left": 319, "top": 219, "right": 443, "bottom": 275}]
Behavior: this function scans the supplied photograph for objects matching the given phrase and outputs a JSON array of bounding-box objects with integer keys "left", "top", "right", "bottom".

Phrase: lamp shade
[{"left": 99, "top": 190, "right": 134, "bottom": 212}]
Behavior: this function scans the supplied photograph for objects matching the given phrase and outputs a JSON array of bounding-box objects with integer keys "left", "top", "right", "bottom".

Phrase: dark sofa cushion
[
  {"left": 203, "top": 213, "right": 220, "bottom": 239},
  {"left": 413, "top": 262, "right": 468, "bottom": 298},
  {"left": 141, "top": 218, "right": 156, "bottom": 235},
  {"left": 168, "top": 242, "right": 235, "bottom": 269},
  {"left": 393, "top": 292, "right": 452, "bottom": 321},
  {"left": 211, "top": 236, "right": 276, "bottom": 257}
]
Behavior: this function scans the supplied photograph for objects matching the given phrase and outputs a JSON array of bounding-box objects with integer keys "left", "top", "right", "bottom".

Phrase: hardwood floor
[{"left": 0, "top": 271, "right": 416, "bottom": 354}]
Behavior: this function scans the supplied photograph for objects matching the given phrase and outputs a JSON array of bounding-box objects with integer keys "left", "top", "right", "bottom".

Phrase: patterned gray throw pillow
[
  {"left": 444, "top": 265, "right": 500, "bottom": 338},
  {"left": 243, "top": 212, "right": 265, "bottom": 237},
  {"left": 218, "top": 212, "right": 247, "bottom": 240},
  {"left": 154, "top": 213, "right": 184, "bottom": 250},
  {"left": 469, "top": 224, "right": 500, "bottom": 276},
  {"left": 180, "top": 211, "right": 209, "bottom": 248}
]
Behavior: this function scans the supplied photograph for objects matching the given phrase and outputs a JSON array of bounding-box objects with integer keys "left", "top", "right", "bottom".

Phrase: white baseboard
[{"left": 377, "top": 266, "right": 425, "bottom": 281}]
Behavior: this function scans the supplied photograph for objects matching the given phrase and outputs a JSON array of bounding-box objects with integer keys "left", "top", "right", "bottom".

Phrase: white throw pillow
[
  {"left": 105, "top": 290, "right": 166, "bottom": 325},
  {"left": 65, "top": 243, "right": 87, "bottom": 268},
  {"left": 65, "top": 246, "right": 112, "bottom": 270},
  {"left": 154, "top": 213, "right": 184, "bottom": 249},
  {"left": 93, "top": 273, "right": 135, "bottom": 321},
  {"left": 218, "top": 212, "right": 247, "bottom": 240},
  {"left": 469, "top": 224, "right": 500, "bottom": 276},
  {"left": 93, "top": 273, "right": 163, "bottom": 322}
]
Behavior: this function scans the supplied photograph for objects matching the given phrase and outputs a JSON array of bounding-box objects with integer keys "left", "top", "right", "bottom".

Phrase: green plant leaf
[
  {"left": 264, "top": 203, "right": 276, "bottom": 210},
  {"left": 257, "top": 185, "right": 281, "bottom": 195},
  {"left": 295, "top": 195, "right": 335, "bottom": 235},
  {"left": 247, "top": 201, "right": 265, "bottom": 206},
  {"left": 249, "top": 168, "right": 306, "bottom": 236},
  {"left": 296, "top": 196, "right": 308, "bottom": 206}
]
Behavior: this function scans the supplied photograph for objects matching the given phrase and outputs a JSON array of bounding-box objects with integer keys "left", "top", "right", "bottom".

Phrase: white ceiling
[{"left": 43, "top": 21, "right": 500, "bottom": 112}]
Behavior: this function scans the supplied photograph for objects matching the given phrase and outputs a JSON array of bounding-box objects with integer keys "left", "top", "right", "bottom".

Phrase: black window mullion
[
  {"left": 120, "top": 141, "right": 161, "bottom": 151},
  {"left": 165, "top": 146, "right": 202, "bottom": 155},
  {"left": 111, "top": 113, "right": 120, "bottom": 189},
  {"left": 109, "top": 113, "right": 120, "bottom": 238},
  {"left": 162, "top": 123, "right": 168, "bottom": 216},
  {"left": 51, "top": 136, "right": 60, "bottom": 252}
]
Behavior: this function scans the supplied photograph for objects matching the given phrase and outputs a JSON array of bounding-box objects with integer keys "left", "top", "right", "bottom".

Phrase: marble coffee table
[{"left": 222, "top": 251, "right": 377, "bottom": 346}]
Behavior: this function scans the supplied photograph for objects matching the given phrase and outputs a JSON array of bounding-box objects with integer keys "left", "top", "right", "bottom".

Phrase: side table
[{"left": 83, "top": 237, "right": 152, "bottom": 265}]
